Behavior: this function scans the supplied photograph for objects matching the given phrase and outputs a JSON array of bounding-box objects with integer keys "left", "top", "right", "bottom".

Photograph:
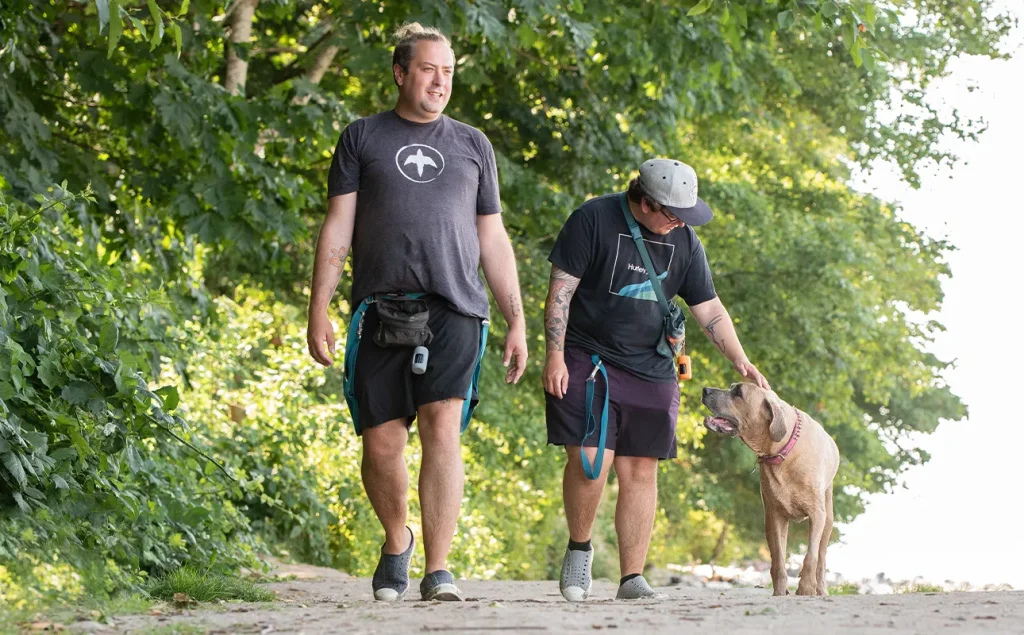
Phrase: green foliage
[
  {"left": 147, "top": 567, "right": 275, "bottom": 602},
  {"left": 0, "top": 0, "right": 1014, "bottom": 590},
  {"left": 894, "top": 581, "right": 945, "bottom": 594},
  {"left": 829, "top": 581, "right": 861, "bottom": 595},
  {"left": 0, "top": 187, "right": 261, "bottom": 605}
]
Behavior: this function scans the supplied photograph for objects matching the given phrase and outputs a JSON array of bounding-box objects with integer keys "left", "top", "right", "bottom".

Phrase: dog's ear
[{"left": 766, "top": 393, "right": 788, "bottom": 443}]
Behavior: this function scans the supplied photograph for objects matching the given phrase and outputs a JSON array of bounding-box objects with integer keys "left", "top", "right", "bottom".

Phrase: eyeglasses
[{"left": 644, "top": 197, "right": 683, "bottom": 227}]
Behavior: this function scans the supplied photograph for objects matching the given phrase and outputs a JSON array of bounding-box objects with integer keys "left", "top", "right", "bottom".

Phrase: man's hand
[
  {"left": 543, "top": 353, "right": 570, "bottom": 398},
  {"left": 503, "top": 322, "right": 528, "bottom": 384},
  {"left": 307, "top": 312, "right": 336, "bottom": 367},
  {"left": 735, "top": 358, "right": 770, "bottom": 391}
]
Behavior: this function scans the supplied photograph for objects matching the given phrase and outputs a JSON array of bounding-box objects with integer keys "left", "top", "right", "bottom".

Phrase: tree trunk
[
  {"left": 306, "top": 44, "right": 340, "bottom": 86},
  {"left": 224, "top": 0, "right": 259, "bottom": 96},
  {"left": 709, "top": 523, "right": 729, "bottom": 564}
]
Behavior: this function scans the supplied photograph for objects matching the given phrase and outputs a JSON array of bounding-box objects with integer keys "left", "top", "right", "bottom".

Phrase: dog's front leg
[
  {"left": 764, "top": 506, "right": 790, "bottom": 596},
  {"left": 797, "top": 507, "right": 826, "bottom": 596},
  {"left": 815, "top": 488, "right": 834, "bottom": 596}
]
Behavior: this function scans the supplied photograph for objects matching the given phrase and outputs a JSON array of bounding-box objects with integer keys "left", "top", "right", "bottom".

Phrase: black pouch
[
  {"left": 656, "top": 302, "right": 686, "bottom": 359},
  {"left": 373, "top": 297, "right": 433, "bottom": 348}
]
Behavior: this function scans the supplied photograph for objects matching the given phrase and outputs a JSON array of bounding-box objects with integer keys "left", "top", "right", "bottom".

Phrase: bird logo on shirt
[{"left": 395, "top": 144, "right": 446, "bottom": 183}]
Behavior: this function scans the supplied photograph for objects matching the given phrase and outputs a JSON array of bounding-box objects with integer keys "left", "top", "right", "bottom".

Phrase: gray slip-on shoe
[
  {"left": 371, "top": 527, "right": 414, "bottom": 601},
  {"left": 559, "top": 547, "right": 594, "bottom": 602}
]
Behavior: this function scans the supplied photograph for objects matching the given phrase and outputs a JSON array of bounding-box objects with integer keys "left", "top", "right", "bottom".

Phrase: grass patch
[
  {"left": 0, "top": 593, "right": 155, "bottom": 635},
  {"left": 895, "top": 582, "right": 945, "bottom": 594},
  {"left": 829, "top": 582, "right": 861, "bottom": 595},
  {"left": 147, "top": 567, "right": 276, "bottom": 603},
  {"left": 251, "top": 573, "right": 298, "bottom": 584}
]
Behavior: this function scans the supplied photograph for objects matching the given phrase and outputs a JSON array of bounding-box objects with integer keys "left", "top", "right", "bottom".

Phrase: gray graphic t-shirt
[{"left": 327, "top": 110, "right": 502, "bottom": 319}]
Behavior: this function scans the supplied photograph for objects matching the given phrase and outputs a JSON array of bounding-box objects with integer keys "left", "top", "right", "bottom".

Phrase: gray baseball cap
[{"left": 637, "top": 158, "right": 713, "bottom": 226}]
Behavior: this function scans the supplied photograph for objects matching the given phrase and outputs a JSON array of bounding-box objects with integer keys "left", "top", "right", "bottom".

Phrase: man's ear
[
  {"left": 393, "top": 64, "right": 405, "bottom": 86},
  {"left": 766, "top": 393, "right": 788, "bottom": 443}
]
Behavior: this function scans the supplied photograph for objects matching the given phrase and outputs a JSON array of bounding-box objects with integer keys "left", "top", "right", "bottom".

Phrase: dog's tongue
[{"left": 704, "top": 416, "right": 735, "bottom": 431}]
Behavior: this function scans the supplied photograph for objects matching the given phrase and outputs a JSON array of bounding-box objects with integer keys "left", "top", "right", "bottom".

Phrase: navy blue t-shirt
[{"left": 548, "top": 193, "right": 717, "bottom": 382}]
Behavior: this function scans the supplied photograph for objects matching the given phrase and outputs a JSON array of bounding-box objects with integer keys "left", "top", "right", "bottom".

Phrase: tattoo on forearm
[
  {"left": 703, "top": 315, "right": 728, "bottom": 354},
  {"left": 545, "top": 267, "right": 581, "bottom": 352},
  {"left": 328, "top": 246, "right": 348, "bottom": 271},
  {"left": 508, "top": 293, "right": 521, "bottom": 319}
]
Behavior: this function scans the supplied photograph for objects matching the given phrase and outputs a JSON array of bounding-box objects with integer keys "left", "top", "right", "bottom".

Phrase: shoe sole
[
  {"left": 373, "top": 588, "right": 407, "bottom": 602},
  {"left": 423, "top": 583, "right": 463, "bottom": 601},
  {"left": 561, "top": 585, "right": 591, "bottom": 602}
]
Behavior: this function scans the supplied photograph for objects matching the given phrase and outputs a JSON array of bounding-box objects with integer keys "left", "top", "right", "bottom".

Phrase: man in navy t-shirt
[{"left": 544, "top": 158, "right": 769, "bottom": 601}]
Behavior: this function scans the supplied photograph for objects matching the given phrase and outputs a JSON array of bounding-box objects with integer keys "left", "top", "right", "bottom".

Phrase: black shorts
[
  {"left": 545, "top": 347, "right": 680, "bottom": 459},
  {"left": 353, "top": 294, "right": 483, "bottom": 434}
]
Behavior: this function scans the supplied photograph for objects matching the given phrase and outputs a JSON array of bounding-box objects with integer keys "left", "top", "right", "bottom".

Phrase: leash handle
[{"left": 581, "top": 356, "right": 609, "bottom": 480}]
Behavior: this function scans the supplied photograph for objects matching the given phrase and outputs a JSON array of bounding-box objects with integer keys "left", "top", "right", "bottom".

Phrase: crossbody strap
[{"left": 618, "top": 193, "right": 670, "bottom": 317}]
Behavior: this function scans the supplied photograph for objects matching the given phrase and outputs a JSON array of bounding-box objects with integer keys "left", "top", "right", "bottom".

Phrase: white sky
[{"left": 827, "top": 2, "right": 1024, "bottom": 588}]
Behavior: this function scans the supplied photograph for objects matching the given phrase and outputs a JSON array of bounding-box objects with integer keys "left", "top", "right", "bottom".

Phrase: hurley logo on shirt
[{"left": 395, "top": 144, "right": 446, "bottom": 183}]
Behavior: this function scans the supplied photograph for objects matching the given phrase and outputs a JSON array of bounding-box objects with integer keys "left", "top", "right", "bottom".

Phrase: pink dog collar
[{"left": 758, "top": 409, "right": 802, "bottom": 466}]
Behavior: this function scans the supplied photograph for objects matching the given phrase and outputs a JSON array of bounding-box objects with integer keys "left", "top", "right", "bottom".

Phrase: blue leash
[
  {"left": 343, "top": 293, "right": 488, "bottom": 434},
  {"left": 580, "top": 354, "right": 609, "bottom": 480}
]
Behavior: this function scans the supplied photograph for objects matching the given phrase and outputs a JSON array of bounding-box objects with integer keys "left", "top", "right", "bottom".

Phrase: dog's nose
[{"left": 702, "top": 387, "right": 711, "bottom": 398}]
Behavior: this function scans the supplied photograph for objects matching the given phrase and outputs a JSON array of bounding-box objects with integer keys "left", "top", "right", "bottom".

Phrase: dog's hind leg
[
  {"left": 765, "top": 507, "right": 790, "bottom": 596},
  {"left": 797, "top": 506, "right": 826, "bottom": 596},
  {"left": 815, "top": 488, "right": 834, "bottom": 596}
]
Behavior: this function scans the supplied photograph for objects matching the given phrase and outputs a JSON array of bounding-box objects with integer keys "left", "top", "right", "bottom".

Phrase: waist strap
[{"left": 343, "top": 293, "right": 487, "bottom": 434}]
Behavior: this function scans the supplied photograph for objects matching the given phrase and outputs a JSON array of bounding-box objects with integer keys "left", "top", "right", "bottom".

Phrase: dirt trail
[{"left": 66, "top": 561, "right": 1024, "bottom": 634}]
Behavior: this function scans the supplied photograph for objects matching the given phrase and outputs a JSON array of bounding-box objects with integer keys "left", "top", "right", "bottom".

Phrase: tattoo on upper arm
[
  {"left": 545, "top": 266, "right": 582, "bottom": 351},
  {"left": 328, "top": 246, "right": 348, "bottom": 271},
  {"left": 703, "top": 315, "right": 728, "bottom": 354}
]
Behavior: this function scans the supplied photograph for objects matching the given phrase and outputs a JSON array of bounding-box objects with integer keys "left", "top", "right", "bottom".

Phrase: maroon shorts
[{"left": 545, "top": 347, "right": 681, "bottom": 459}]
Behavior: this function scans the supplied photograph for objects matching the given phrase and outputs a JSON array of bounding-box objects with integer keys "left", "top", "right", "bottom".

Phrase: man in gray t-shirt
[{"left": 306, "top": 24, "right": 527, "bottom": 603}]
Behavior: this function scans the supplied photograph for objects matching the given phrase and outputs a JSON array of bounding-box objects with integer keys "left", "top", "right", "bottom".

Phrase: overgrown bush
[{"left": 0, "top": 186, "right": 261, "bottom": 608}]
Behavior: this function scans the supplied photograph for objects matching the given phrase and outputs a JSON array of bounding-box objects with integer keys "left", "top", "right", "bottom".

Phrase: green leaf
[
  {"left": 95, "top": 0, "right": 110, "bottom": 32},
  {"left": 129, "top": 15, "right": 149, "bottom": 42},
  {"left": 178, "top": 0, "right": 190, "bottom": 17},
  {"left": 52, "top": 474, "right": 70, "bottom": 490},
  {"left": 155, "top": 385, "right": 180, "bottom": 411},
  {"left": 865, "top": 4, "right": 876, "bottom": 28},
  {"left": 821, "top": 1, "right": 839, "bottom": 19},
  {"left": 184, "top": 506, "right": 210, "bottom": 524},
  {"left": 22, "top": 430, "right": 47, "bottom": 451},
  {"left": 687, "top": 0, "right": 714, "bottom": 18},
  {"left": 125, "top": 443, "right": 143, "bottom": 472},
  {"left": 107, "top": 1, "right": 122, "bottom": 58},
  {"left": 733, "top": 5, "right": 747, "bottom": 29},
  {"left": 2, "top": 452, "right": 27, "bottom": 488},
  {"left": 148, "top": 0, "right": 165, "bottom": 50},
  {"left": 851, "top": 39, "right": 863, "bottom": 67},
  {"left": 49, "top": 447, "right": 78, "bottom": 461},
  {"left": 168, "top": 21, "right": 182, "bottom": 57},
  {"left": 69, "top": 429, "right": 92, "bottom": 458},
  {"left": 100, "top": 322, "right": 119, "bottom": 351},
  {"left": 37, "top": 358, "right": 61, "bottom": 389},
  {"left": 62, "top": 381, "right": 98, "bottom": 405},
  {"left": 12, "top": 491, "right": 29, "bottom": 512},
  {"left": 777, "top": 10, "right": 795, "bottom": 30}
]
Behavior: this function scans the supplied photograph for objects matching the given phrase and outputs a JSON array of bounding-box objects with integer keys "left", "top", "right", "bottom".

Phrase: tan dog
[{"left": 701, "top": 383, "right": 840, "bottom": 596}]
